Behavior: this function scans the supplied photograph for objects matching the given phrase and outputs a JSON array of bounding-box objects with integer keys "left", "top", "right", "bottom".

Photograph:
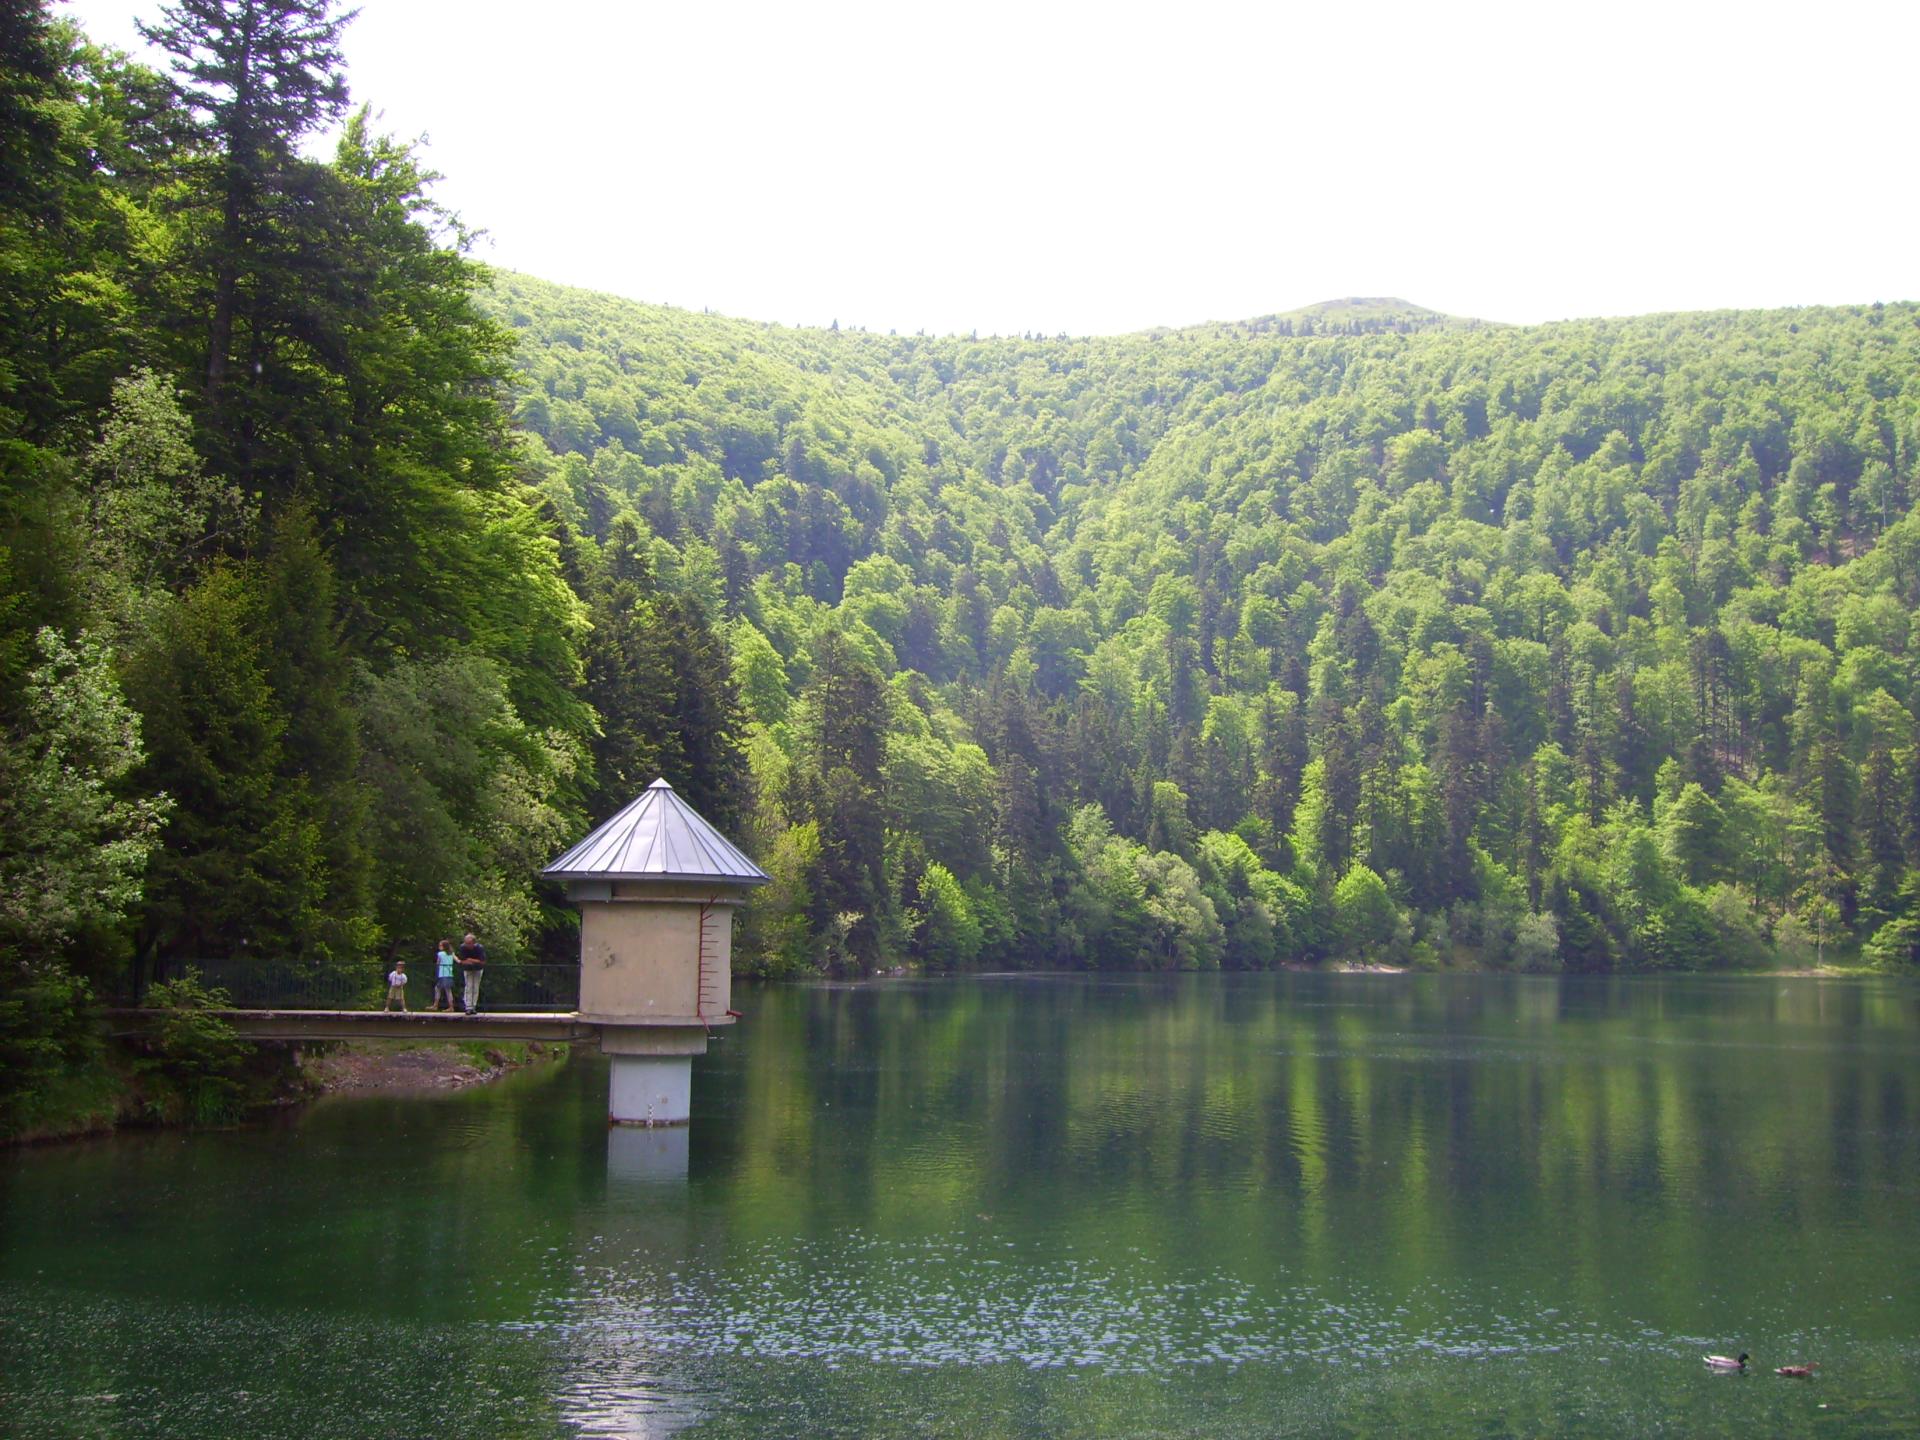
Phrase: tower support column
[
  {"left": 601, "top": 1023, "right": 708, "bottom": 1126},
  {"left": 608, "top": 1054, "right": 692, "bottom": 1125}
]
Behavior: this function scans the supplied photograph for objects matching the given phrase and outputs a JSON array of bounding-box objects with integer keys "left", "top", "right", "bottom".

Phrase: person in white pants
[{"left": 456, "top": 931, "right": 487, "bottom": 1015}]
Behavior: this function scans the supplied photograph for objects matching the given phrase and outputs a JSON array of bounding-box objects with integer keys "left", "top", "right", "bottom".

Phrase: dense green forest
[
  {"left": 490, "top": 274, "right": 1920, "bottom": 981},
  {"left": 5, "top": 1, "right": 1920, "bottom": 1131}
]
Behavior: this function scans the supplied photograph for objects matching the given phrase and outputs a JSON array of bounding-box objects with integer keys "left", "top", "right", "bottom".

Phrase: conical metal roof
[{"left": 544, "top": 779, "right": 769, "bottom": 886}]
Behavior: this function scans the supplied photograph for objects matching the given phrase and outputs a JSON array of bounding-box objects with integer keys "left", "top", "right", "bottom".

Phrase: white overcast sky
[{"left": 59, "top": 0, "right": 1920, "bottom": 337}]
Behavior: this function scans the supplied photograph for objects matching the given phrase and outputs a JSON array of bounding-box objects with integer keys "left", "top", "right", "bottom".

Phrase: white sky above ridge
[{"left": 58, "top": 0, "right": 1920, "bottom": 337}]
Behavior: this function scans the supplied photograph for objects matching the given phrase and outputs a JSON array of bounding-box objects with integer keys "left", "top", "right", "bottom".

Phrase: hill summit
[{"left": 1159, "top": 296, "right": 1478, "bottom": 339}]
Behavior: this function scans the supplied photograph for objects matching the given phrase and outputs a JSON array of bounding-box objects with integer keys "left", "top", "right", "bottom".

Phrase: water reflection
[
  {"left": 711, "top": 975, "right": 1920, "bottom": 1257},
  {"left": 652, "top": 973, "right": 1920, "bottom": 1434},
  {"left": 606, "top": 1125, "right": 690, "bottom": 1183},
  {"left": 3, "top": 973, "right": 1919, "bottom": 1438}
]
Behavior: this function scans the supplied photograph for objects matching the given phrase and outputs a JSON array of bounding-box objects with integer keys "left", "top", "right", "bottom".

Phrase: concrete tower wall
[{"left": 578, "top": 897, "right": 734, "bottom": 1021}]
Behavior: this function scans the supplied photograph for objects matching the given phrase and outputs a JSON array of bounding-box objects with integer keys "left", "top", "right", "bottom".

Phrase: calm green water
[{"left": 5, "top": 973, "right": 1920, "bottom": 1438}]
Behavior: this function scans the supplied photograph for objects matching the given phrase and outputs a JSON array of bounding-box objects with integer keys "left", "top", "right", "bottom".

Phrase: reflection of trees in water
[
  {"left": 5, "top": 976, "right": 1918, "bottom": 1434},
  {"left": 713, "top": 974, "right": 1920, "bottom": 1341}
]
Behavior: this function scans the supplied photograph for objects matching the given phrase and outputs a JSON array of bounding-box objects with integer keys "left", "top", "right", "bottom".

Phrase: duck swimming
[
  {"left": 1704, "top": 1353, "right": 1750, "bottom": 1371},
  {"left": 1775, "top": 1362, "right": 1820, "bottom": 1378}
]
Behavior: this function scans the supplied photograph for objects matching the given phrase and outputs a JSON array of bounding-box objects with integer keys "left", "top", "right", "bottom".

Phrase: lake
[{"left": 4, "top": 972, "right": 1920, "bottom": 1437}]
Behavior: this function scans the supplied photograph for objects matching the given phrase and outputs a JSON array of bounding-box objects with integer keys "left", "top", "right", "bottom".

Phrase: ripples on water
[
  {"left": 5, "top": 973, "right": 1920, "bottom": 1438},
  {"left": 540, "top": 1236, "right": 1637, "bottom": 1372}
]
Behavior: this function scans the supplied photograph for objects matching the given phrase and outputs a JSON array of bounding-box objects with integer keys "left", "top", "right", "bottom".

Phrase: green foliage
[
  {"left": 1194, "top": 828, "right": 1313, "bottom": 969},
  {"left": 137, "top": 969, "right": 249, "bottom": 1126},
  {"left": 1702, "top": 884, "right": 1770, "bottom": 969},
  {"left": 0, "top": 962, "right": 110, "bottom": 1140},
  {"left": 913, "top": 863, "right": 981, "bottom": 972},
  {"left": 0, "top": 4, "right": 599, "bottom": 1006},
  {"left": 1060, "top": 805, "right": 1225, "bottom": 970},
  {"left": 354, "top": 653, "right": 580, "bottom": 958},
  {"left": 0, "top": 627, "right": 169, "bottom": 954},
  {"left": 448, "top": 270, "right": 1920, "bottom": 977},
  {"left": 1511, "top": 911, "right": 1561, "bottom": 972},
  {"left": 737, "top": 817, "right": 820, "bottom": 977},
  {"left": 0, "top": 16, "right": 160, "bottom": 447},
  {"left": 125, "top": 566, "right": 327, "bottom": 963},
  {"left": 787, "top": 627, "right": 890, "bottom": 971},
  {"left": 1333, "top": 865, "right": 1400, "bottom": 961},
  {"left": 455, "top": 1039, "right": 560, "bottom": 1070},
  {"left": 1062, "top": 804, "right": 1152, "bottom": 965},
  {"left": 581, "top": 517, "right": 746, "bottom": 829},
  {"left": 81, "top": 368, "right": 251, "bottom": 632},
  {"left": 138, "top": 0, "right": 351, "bottom": 423},
  {"left": 1864, "top": 873, "right": 1920, "bottom": 970},
  {"left": 255, "top": 503, "right": 378, "bottom": 962},
  {"left": 1662, "top": 783, "right": 1730, "bottom": 887},
  {"left": 1134, "top": 849, "right": 1224, "bottom": 970}
]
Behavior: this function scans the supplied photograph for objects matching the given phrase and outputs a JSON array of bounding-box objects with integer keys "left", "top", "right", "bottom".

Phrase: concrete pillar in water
[
  {"left": 602, "top": 1024, "right": 706, "bottom": 1125},
  {"left": 543, "top": 779, "right": 770, "bottom": 1131},
  {"left": 608, "top": 1055, "right": 690, "bottom": 1125}
]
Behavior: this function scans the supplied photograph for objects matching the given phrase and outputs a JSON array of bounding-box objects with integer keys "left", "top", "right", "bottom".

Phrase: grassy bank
[{"left": 1, "top": 965, "right": 572, "bottom": 1147}]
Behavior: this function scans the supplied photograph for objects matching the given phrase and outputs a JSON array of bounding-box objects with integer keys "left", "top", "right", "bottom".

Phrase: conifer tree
[
  {"left": 255, "top": 501, "right": 375, "bottom": 963},
  {"left": 139, "top": 0, "right": 351, "bottom": 406},
  {"left": 125, "top": 567, "right": 327, "bottom": 977},
  {"left": 583, "top": 519, "right": 677, "bottom": 815},
  {"left": 795, "top": 626, "right": 888, "bottom": 970},
  {"left": 655, "top": 591, "right": 749, "bottom": 835}
]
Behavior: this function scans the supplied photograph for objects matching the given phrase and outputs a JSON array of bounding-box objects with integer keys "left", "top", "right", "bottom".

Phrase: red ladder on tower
[{"left": 695, "top": 899, "right": 722, "bottom": 1020}]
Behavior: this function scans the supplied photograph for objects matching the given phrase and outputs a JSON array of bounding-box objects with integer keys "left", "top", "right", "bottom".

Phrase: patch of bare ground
[{"left": 302, "top": 1041, "right": 556, "bottom": 1094}]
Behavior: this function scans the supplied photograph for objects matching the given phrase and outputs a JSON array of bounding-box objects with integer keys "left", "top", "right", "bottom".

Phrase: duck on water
[{"left": 1704, "top": 1353, "right": 1821, "bottom": 1377}]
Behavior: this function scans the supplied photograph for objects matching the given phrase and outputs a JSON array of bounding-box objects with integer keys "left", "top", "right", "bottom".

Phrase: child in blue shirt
[{"left": 432, "top": 939, "right": 457, "bottom": 1012}]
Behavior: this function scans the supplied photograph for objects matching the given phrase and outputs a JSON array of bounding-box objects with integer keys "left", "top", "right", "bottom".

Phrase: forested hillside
[
  {"left": 5, "top": 2, "right": 1920, "bottom": 1136},
  {"left": 489, "top": 271, "right": 1920, "bottom": 978}
]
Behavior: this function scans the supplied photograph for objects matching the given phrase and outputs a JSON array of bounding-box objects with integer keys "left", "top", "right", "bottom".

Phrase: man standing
[{"left": 456, "top": 931, "right": 488, "bottom": 1015}]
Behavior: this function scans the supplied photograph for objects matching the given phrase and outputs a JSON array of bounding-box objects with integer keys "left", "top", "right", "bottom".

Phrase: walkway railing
[{"left": 140, "top": 958, "right": 581, "bottom": 1012}]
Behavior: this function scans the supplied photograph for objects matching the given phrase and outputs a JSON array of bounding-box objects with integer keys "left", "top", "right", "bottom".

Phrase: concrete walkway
[{"left": 104, "top": 1008, "right": 599, "bottom": 1042}]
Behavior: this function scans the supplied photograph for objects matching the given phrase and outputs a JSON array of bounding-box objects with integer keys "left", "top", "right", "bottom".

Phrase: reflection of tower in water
[
  {"left": 607, "top": 1124, "right": 690, "bottom": 1181},
  {"left": 553, "top": 1129, "right": 713, "bottom": 1439}
]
